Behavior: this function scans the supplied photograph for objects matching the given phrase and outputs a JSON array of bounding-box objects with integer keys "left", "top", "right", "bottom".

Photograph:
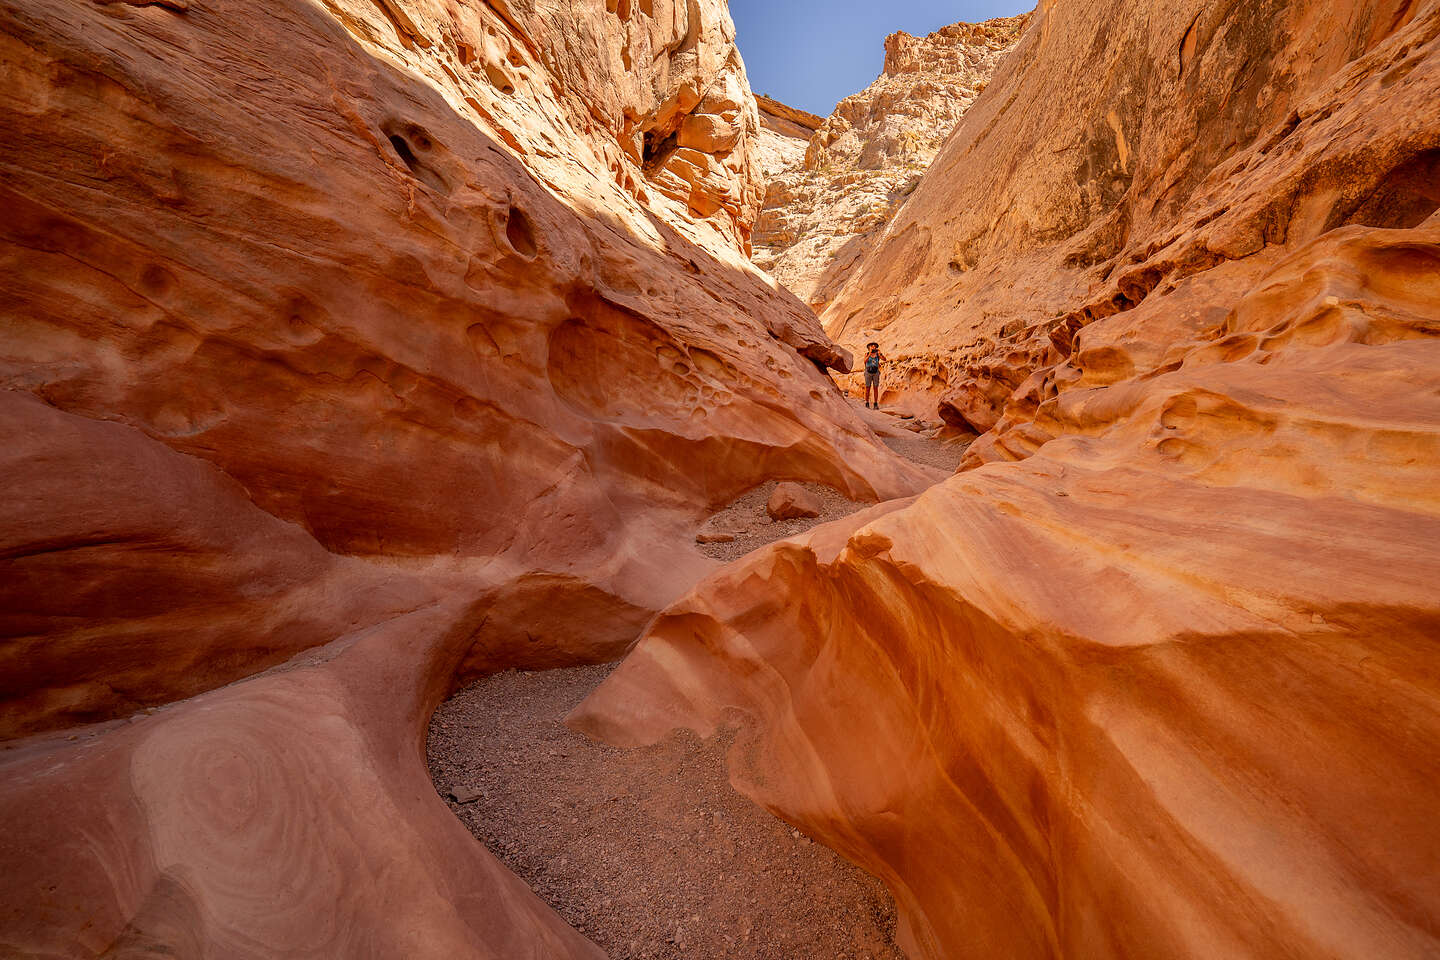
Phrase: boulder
[{"left": 765, "top": 483, "right": 822, "bottom": 520}]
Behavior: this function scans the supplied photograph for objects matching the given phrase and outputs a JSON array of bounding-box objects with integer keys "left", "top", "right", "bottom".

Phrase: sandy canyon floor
[{"left": 427, "top": 403, "right": 965, "bottom": 960}]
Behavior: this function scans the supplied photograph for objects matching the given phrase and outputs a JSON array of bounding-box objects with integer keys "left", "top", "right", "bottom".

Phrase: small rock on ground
[
  {"left": 695, "top": 480, "right": 862, "bottom": 563},
  {"left": 766, "top": 482, "right": 822, "bottom": 520},
  {"left": 693, "top": 403, "right": 970, "bottom": 562}
]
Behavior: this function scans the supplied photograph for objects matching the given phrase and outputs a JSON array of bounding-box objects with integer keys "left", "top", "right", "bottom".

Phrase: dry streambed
[{"left": 427, "top": 665, "right": 904, "bottom": 960}]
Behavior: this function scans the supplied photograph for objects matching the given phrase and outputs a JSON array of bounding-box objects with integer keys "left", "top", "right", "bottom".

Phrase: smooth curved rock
[
  {"left": 0, "top": 0, "right": 931, "bottom": 954},
  {"left": 823, "top": 0, "right": 1438, "bottom": 426},
  {"left": 2, "top": 600, "right": 605, "bottom": 959},
  {"left": 572, "top": 222, "right": 1440, "bottom": 959},
  {"left": 0, "top": 0, "right": 928, "bottom": 729},
  {"left": 573, "top": 3, "right": 1440, "bottom": 959},
  {"left": 0, "top": 393, "right": 426, "bottom": 739}
]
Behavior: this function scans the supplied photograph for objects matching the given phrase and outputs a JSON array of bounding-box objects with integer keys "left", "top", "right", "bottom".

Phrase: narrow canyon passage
[
  {"left": 427, "top": 410, "right": 967, "bottom": 960},
  {"left": 6, "top": 0, "right": 1437, "bottom": 955}
]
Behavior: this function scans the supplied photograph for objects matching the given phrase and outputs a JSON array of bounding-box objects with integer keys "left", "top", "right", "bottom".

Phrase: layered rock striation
[
  {"left": 753, "top": 16, "right": 1027, "bottom": 310},
  {"left": 0, "top": 0, "right": 931, "bottom": 954},
  {"left": 0, "top": 0, "right": 930, "bottom": 736},
  {"left": 576, "top": 1, "right": 1440, "bottom": 958},
  {"left": 753, "top": 93, "right": 823, "bottom": 178}
]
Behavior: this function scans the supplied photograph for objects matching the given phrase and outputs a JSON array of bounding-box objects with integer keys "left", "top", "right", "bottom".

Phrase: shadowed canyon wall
[
  {"left": 575, "top": 1, "right": 1440, "bottom": 958},
  {"left": 0, "top": 0, "right": 932, "bottom": 954},
  {"left": 0, "top": 0, "right": 932, "bottom": 736}
]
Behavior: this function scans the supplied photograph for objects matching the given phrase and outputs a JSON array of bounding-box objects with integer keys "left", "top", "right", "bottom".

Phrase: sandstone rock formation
[
  {"left": 0, "top": 0, "right": 933, "bottom": 953},
  {"left": 574, "top": 1, "right": 1440, "bottom": 958},
  {"left": 823, "top": 0, "right": 1440, "bottom": 432},
  {"left": 753, "top": 16, "right": 1027, "bottom": 311},
  {"left": 754, "top": 94, "right": 822, "bottom": 179}
]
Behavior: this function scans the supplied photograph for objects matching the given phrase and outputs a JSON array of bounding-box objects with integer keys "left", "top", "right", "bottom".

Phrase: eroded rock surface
[
  {"left": 754, "top": 94, "right": 822, "bottom": 179},
  {"left": 823, "top": 0, "right": 1439, "bottom": 432},
  {"left": 753, "top": 16, "right": 1027, "bottom": 311},
  {"left": 0, "top": 0, "right": 931, "bottom": 733},
  {"left": 574, "top": 2, "right": 1440, "bottom": 959},
  {"left": 0, "top": 0, "right": 931, "bottom": 954}
]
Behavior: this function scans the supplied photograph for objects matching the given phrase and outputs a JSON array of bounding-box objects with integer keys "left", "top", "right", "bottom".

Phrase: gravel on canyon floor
[
  {"left": 427, "top": 664, "right": 905, "bottom": 960},
  {"left": 694, "top": 479, "right": 866, "bottom": 563},
  {"left": 879, "top": 429, "right": 968, "bottom": 473},
  {"left": 426, "top": 401, "right": 967, "bottom": 958},
  {"left": 694, "top": 402, "right": 969, "bottom": 563}
]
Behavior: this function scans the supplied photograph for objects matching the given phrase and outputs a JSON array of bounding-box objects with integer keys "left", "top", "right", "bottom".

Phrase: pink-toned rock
[
  {"left": 823, "top": 0, "right": 1439, "bottom": 424},
  {"left": 765, "top": 483, "right": 822, "bottom": 520},
  {"left": 4, "top": 600, "right": 607, "bottom": 959}
]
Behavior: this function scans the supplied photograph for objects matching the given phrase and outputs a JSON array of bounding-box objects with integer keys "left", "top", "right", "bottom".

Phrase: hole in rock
[
  {"left": 1331, "top": 149, "right": 1440, "bottom": 230},
  {"left": 642, "top": 129, "right": 679, "bottom": 174},
  {"left": 388, "top": 133, "right": 418, "bottom": 167},
  {"left": 615, "top": 0, "right": 631, "bottom": 20},
  {"left": 484, "top": 62, "right": 516, "bottom": 94},
  {"left": 384, "top": 123, "right": 452, "bottom": 194},
  {"left": 504, "top": 206, "right": 539, "bottom": 259},
  {"left": 140, "top": 263, "right": 176, "bottom": 295}
]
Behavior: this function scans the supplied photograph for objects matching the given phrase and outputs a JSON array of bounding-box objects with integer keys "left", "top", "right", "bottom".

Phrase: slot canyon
[{"left": 1, "top": 0, "right": 1438, "bottom": 957}]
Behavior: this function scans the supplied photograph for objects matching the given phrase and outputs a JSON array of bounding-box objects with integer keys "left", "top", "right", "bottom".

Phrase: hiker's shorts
[{"left": 864, "top": 369, "right": 880, "bottom": 390}]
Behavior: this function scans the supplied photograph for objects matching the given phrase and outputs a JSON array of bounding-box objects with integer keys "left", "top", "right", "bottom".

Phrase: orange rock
[
  {"left": 0, "top": 0, "right": 933, "bottom": 954},
  {"left": 753, "top": 16, "right": 1028, "bottom": 312},
  {"left": 573, "top": 2, "right": 1440, "bottom": 959},
  {"left": 765, "top": 482, "right": 822, "bottom": 520},
  {"left": 574, "top": 223, "right": 1440, "bottom": 950},
  {"left": 3, "top": 599, "right": 607, "bottom": 958},
  {"left": 824, "top": 0, "right": 1440, "bottom": 422}
]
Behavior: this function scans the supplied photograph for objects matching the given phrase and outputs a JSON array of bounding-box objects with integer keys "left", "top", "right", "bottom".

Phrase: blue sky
[{"left": 730, "top": 1, "right": 1033, "bottom": 117}]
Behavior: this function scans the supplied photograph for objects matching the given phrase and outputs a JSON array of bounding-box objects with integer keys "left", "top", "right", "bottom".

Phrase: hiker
[{"left": 863, "top": 341, "right": 886, "bottom": 409}]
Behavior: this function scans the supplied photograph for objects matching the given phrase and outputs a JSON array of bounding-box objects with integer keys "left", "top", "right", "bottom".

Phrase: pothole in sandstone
[
  {"left": 427, "top": 664, "right": 904, "bottom": 960},
  {"left": 426, "top": 407, "right": 966, "bottom": 958}
]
